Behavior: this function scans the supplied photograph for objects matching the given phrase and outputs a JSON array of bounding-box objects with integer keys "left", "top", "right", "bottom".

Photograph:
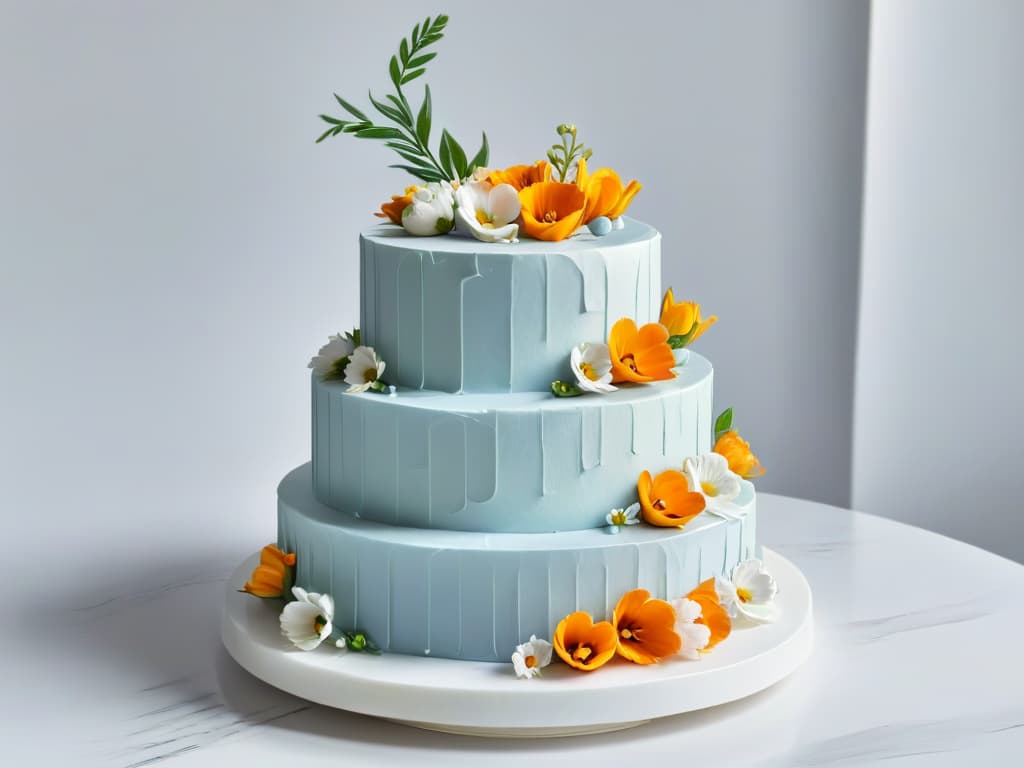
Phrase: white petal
[
  {"left": 737, "top": 602, "right": 779, "bottom": 624},
  {"left": 290, "top": 586, "right": 309, "bottom": 603},
  {"left": 280, "top": 601, "right": 324, "bottom": 650},
  {"left": 316, "top": 593, "right": 335, "bottom": 622},
  {"left": 488, "top": 183, "right": 522, "bottom": 225},
  {"left": 676, "top": 621, "right": 712, "bottom": 659},
  {"left": 529, "top": 635, "right": 553, "bottom": 667},
  {"left": 624, "top": 502, "right": 641, "bottom": 521},
  {"left": 671, "top": 597, "right": 703, "bottom": 623}
]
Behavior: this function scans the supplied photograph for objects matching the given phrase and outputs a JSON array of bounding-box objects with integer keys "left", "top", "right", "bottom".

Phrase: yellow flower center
[
  {"left": 525, "top": 654, "right": 537, "bottom": 668},
  {"left": 737, "top": 587, "right": 753, "bottom": 603},
  {"left": 610, "top": 510, "right": 626, "bottom": 525},
  {"left": 701, "top": 481, "right": 719, "bottom": 497},
  {"left": 620, "top": 628, "right": 634, "bottom": 640},
  {"left": 620, "top": 353, "right": 639, "bottom": 373},
  {"left": 653, "top": 498, "right": 667, "bottom": 511},
  {"left": 543, "top": 209, "right": 559, "bottom": 223},
  {"left": 363, "top": 366, "right": 378, "bottom": 384},
  {"left": 572, "top": 645, "right": 593, "bottom": 662},
  {"left": 580, "top": 362, "right": 599, "bottom": 381},
  {"left": 475, "top": 209, "right": 495, "bottom": 228}
]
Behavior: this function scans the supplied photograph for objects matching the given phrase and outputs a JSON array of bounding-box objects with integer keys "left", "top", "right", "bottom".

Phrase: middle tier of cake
[{"left": 312, "top": 353, "right": 714, "bottom": 533}]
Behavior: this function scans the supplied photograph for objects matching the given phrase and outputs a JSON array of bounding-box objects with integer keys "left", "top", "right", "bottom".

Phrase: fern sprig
[{"left": 317, "top": 15, "right": 489, "bottom": 183}]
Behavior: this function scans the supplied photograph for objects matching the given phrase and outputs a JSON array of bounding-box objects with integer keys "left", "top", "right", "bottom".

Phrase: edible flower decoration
[
  {"left": 606, "top": 502, "right": 641, "bottom": 533},
  {"left": 518, "top": 181, "right": 587, "bottom": 242},
  {"left": 683, "top": 453, "right": 742, "bottom": 518},
  {"left": 553, "top": 611, "right": 618, "bottom": 672},
  {"left": 487, "top": 160, "right": 551, "bottom": 191},
  {"left": 344, "top": 346, "right": 392, "bottom": 394},
  {"left": 576, "top": 156, "right": 642, "bottom": 225},
  {"left": 608, "top": 318, "right": 676, "bottom": 384},
  {"left": 660, "top": 288, "right": 717, "bottom": 352},
  {"left": 669, "top": 597, "right": 712, "bottom": 660},
  {"left": 308, "top": 330, "right": 358, "bottom": 381},
  {"left": 686, "top": 578, "right": 732, "bottom": 650},
  {"left": 453, "top": 180, "right": 521, "bottom": 243},
  {"left": 511, "top": 635, "right": 553, "bottom": 679},
  {"left": 716, "top": 559, "right": 778, "bottom": 624},
  {"left": 401, "top": 181, "right": 455, "bottom": 236},
  {"left": 571, "top": 342, "right": 617, "bottom": 394},
  {"left": 712, "top": 407, "right": 766, "bottom": 479},
  {"left": 637, "top": 469, "right": 706, "bottom": 527},
  {"left": 612, "top": 589, "right": 681, "bottom": 665},
  {"left": 280, "top": 587, "right": 337, "bottom": 651},
  {"left": 241, "top": 545, "right": 296, "bottom": 599},
  {"left": 375, "top": 186, "right": 417, "bottom": 224}
]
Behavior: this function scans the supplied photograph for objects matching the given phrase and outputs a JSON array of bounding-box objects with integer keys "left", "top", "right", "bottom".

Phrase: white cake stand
[{"left": 221, "top": 547, "right": 813, "bottom": 737}]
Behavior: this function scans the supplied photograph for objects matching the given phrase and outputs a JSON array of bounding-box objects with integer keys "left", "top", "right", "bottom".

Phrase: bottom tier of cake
[{"left": 277, "top": 464, "right": 757, "bottom": 662}]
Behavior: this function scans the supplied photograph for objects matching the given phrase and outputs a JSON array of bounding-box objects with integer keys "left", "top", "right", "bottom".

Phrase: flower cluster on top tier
[{"left": 317, "top": 15, "right": 640, "bottom": 243}]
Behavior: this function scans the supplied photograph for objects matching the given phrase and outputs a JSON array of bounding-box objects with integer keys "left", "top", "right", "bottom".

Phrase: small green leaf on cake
[
  {"left": 551, "top": 380, "right": 585, "bottom": 398},
  {"left": 714, "top": 407, "right": 734, "bottom": 441}
]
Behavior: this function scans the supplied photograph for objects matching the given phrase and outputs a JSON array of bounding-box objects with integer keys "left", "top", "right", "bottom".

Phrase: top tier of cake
[{"left": 359, "top": 218, "right": 661, "bottom": 393}]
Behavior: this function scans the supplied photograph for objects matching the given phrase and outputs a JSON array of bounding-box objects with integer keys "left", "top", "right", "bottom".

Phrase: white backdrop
[
  {"left": 12, "top": 1, "right": 1017, "bottom": 567},
  {"left": 854, "top": 0, "right": 1024, "bottom": 561}
]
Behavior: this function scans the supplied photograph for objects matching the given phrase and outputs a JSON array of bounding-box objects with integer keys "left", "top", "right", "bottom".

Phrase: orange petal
[
  {"left": 583, "top": 169, "right": 624, "bottom": 223},
  {"left": 613, "top": 589, "right": 682, "bottom": 664},
  {"left": 687, "top": 581, "right": 732, "bottom": 650},
  {"left": 631, "top": 322, "right": 676, "bottom": 380},
  {"left": 688, "top": 316, "right": 718, "bottom": 344},
  {"left": 639, "top": 469, "right": 706, "bottom": 527},
  {"left": 607, "top": 179, "right": 642, "bottom": 219}
]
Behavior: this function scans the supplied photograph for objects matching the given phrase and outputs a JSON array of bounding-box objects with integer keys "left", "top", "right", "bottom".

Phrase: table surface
[{"left": 8, "top": 493, "right": 1024, "bottom": 767}]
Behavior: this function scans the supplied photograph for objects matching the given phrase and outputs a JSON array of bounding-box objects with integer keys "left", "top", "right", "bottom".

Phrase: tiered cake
[{"left": 276, "top": 219, "right": 757, "bottom": 662}]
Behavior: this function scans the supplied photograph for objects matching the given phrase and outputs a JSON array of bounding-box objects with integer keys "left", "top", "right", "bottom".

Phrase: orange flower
[
  {"left": 659, "top": 288, "right": 717, "bottom": 345},
  {"left": 241, "top": 544, "right": 296, "bottom": 598},
  {"left": 713, "top": 430, "right": 766, "bottom": 479},
  {"left": 518, "top": 181, "right": 587, "bottom": 242},
  {"left": 637, "top": 469, "right": 706, "bottom": 527},
  {"left": 374, "top": 185, "right": 418, "bottom": 224},
  {"left": 575, "top": 156, "right": 642, "bottom": 223},
  {"left": 553, "top": 611, "right": 618, "bottom": 671},
  {"left": 607, "top": 318, "right": 676, "bottom": 383},
  {"left": 686, "top": 578, "right": 732, "bottom": 649},
  {"left": 486, "top": 160, "right": 551, "bottom": 191},
  {"left": 612, "top": 589, "right": 681, "bottom": 664}
]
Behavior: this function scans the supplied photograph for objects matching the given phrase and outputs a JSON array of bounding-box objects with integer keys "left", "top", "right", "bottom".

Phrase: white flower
[
  {"left": 606, "top": 502, "right": 641, "bottom": 527},
  {"left": 683, "top": 453, "right": 742, "bottom": 517},
  {"left": 280, "top": 587, "right": 335, "bottom": 651},
  {"left": 716, "top": 559, "right": 778, "bottom": 624},
  {"left": 308, "top": 332, "right": 355, "bottom": 379},
  {"left": 469, "top": 166, "right": 493, "bottom": 182},
  {"left": 454, "top": 181, "right": 521, "bottom": 243},
  {"left": 670, "top": 597, "right": 712, "bottom": 660},
  {"left": 401, "top": 181, "right": 455, "bottom": 236},
  {"left": 511, "top": 635, "right": 553, "bottom": 679},
  {"left": 343, "top": 345, "right": 385, "bottom": 393},
  {"left": 570, "top": 342, "right": 617, "bottom": 394}
]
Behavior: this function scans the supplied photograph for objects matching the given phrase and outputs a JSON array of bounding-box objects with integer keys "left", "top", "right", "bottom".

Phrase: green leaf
[
  {"left": 551, "top": 381, "right": 584, "bottom": 398},
  {"left": 420, "top": 33, "right": 443, "bottom": 46},
  {"left": 389, "top": 146, "right": 430, "bottom": 167},
  {"left": 342, "top": 122, "right": 371, "bottom": 134},
  {"left": 468, "top": 131, "right": 489, "bottom": 172},
  {"left": 389, "top": 55, "right": 401, "bottom": 88},
  {"left": 415, "top": 84, "right": 432, "bottom": 146},
  {"left": 443, "top": 129, "right": 468, "bottom": 179},
  {"left": 315, "top": 126, "right": 339, "bottom": 143},
  {"left": 355, "top": 126, "right": 406, "bottom": 140},
  {"left": 401, "top": 68, "right": 426, "bottom": 85},
  {"left": 667, "top": 334, "right": 687, "bottom": 349},
  {"left": 389, "top": 163, "right": 446, "bottom": 182},
  {"left": 411, "top": 22, "right": 421, "bottom": 45},
  {"left": 333, "top": 94, "right": 369, "bottom": 122},
  {"left": 714, "top": 407, "right": 734, "bottom": 440},
  {"left": 399, "top": 37, "right": 409, "bottom": 65},
  {"left": 438, "top": 131, "right": 455, "bottom": 179},
  {"left": 368, "top": 90, "right": 408, "bottom": 125},
  {"left": 386, "top": 94, "right": 413, "bottom": 122},
  {"left": 319, "top": 114, "right": 345, "bottom": 126},
  {"left": 407, "top": 52, "right": 437, "bottom": 68}
]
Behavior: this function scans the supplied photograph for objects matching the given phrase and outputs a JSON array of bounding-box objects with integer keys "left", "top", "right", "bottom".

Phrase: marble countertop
[{"left": 10, "top": 494, "right": 1023, "bottom": 767}]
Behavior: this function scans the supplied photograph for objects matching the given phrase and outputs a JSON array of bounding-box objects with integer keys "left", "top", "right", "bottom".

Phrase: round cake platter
[{"left": 221, "top": 547, "right": 813, "bottom": 737}]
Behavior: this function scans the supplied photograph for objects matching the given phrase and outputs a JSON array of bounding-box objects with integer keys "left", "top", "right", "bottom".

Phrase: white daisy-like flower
[
  {"left": 570, "top": 342, "right": 617, "bottom": 394},
  {"left": 344, "top": 346, "right": 386, "bottom": 393},
  {"left": 280, "top": 586, "right": 335, "bottom": 651},
  {"left": 401, "top": 181, "right": 455, "bottom": 236},
  {"left": 511, "top": 635, "right": 553, "bottom": 679},
  {"left": 716, "top": 559, "right": 778, "bottom": 624},
  {"left": 683, "top": 453, "right": 742, "bottom": 518},
  {"left": 308, "top": 332, "right": 355, "bottom": 379},
  {"left": 670, "top": 597, "right": 712, "bottom": 660},
  {"left": 606, "top": 502, "right": 641, "bottom": 527},
  {"left": 454, "top": 181, "right": 520, "bottom": 243}
]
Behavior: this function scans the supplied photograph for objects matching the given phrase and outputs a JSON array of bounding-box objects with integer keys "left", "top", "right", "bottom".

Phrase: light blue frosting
[
  {"left": 312, "top": 353, "right": 714, "bottom": 533},
  {"left": 279, "top": 464, "right": 757, "bottom": 662},
  {"left": 360, "top": 218, "right": 661, "bottom": 393}
]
